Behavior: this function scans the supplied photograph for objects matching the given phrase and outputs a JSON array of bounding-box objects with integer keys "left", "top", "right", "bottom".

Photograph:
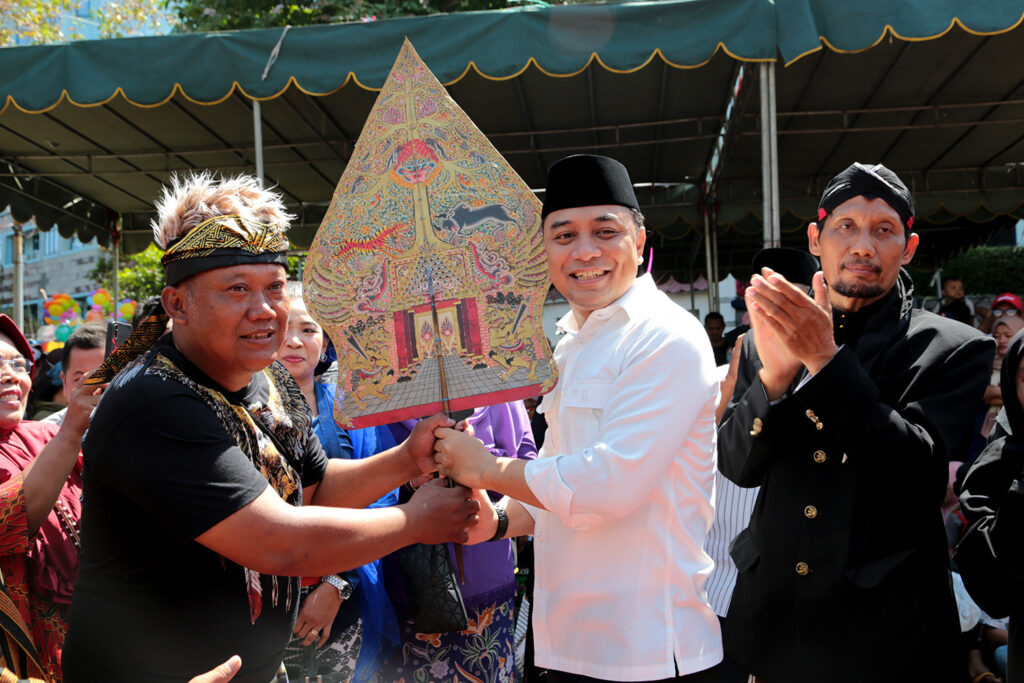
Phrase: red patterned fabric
[{"left": 0, "top": 421, "right": 78, "bottom": 682}]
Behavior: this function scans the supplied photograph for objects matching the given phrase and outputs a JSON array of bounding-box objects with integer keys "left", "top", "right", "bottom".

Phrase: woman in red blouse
[{"left": 0, "top": 315, "right": 101, "bottom": 681}]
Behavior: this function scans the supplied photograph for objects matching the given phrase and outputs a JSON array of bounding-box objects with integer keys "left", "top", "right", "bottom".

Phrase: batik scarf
[{"left": 147, "top": 350, "right": 309, "bottom": 624}]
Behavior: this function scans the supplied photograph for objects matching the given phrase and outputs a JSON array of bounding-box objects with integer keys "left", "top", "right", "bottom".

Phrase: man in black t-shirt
[{"left": 63, "top": 175, "right": 482, "bottom": 683}]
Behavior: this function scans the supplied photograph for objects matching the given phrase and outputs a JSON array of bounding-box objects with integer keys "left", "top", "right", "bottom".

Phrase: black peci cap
[{"left": 542, "top": 155, "right": 640, "bottom": 219}]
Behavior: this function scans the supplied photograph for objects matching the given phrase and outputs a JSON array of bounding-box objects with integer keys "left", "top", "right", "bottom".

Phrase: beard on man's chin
[{"left": 831, "top": 280, "right": 884, "bottom": 299}]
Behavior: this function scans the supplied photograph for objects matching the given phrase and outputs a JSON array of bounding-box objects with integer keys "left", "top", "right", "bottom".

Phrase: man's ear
[
  {"left": 902, "top": 232, "right": 920, "bottom": 265},
  {"left": 808, "top": 222, "right": 821, "bottom": 256},
  {"left": 635, "top": 226, "right": 647, "bottom": 264},
  {"left": 161, "top": 285, "right": 188, "bottom": 326}
]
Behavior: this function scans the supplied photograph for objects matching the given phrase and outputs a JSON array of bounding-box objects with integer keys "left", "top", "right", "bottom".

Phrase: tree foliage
[
  {"left": 0, "top": 0, "right": 80, "bottom": 46},
  {"left": 0, "top": 0, "right": 173, "bottom": 47},
  {"left": 88, "top": 243, "right": 166, "bottom": 303},
  {"left": 910, "top": 245, "right": 1024, "bottom": 298},
  {"left": 165, "top": 0, "right": 550, "bottom": 32},
  {"left": 95, "top": 0, "right": 177, "bottom": 39}
]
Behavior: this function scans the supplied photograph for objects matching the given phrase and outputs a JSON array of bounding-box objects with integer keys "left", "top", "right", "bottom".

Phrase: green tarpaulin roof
[{"left": 1, "top": 0, "right": 1023, "bottom": 274}]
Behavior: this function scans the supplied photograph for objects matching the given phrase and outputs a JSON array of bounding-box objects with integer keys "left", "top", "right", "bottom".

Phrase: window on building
[
  {"left": 23, "top": 231, "right": 41, "bottom": 262},
  {"left": 43, "top": 230, "right": 59, "bottom": 256}
]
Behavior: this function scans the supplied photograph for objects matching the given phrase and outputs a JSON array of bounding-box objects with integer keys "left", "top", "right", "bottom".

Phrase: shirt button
[
  {"left": 795, "top": 562, "right": 810, "bottom": 576},
  {"left": 804, "top": 505, "right": 818, "bottom": 519},
  {"left": 581, "top": 391, "right": 588, "bottom": 401},
  {"left": 813, "top": 450, "right": 827, "bottom": 463}
]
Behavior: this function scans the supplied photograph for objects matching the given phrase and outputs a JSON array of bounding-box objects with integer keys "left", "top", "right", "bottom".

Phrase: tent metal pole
[
  {"left": 12, "top": 222, "right": 23, "bottom": 329},
  {"left": 760, "top": 65, "right": 771, "bottom": 248},
  {"left": 768, "top": 64, "right": 781, "bottom": 246},
  {"left": 252, "top": 25, "right": 290, "bottom": 185},
  {"left": 253, "top": 101, "right": 264, "bottom": 183},
  {"left": 703, "top": 207, "right": 713, "bottom": 317},
  {"left": 760, "top": 63, "right": 781, "bottom": 248},
  {"left": 711, "top": 201, "right": 720, "bottom": 312},
  {"left": 112, "top": 218, "right": 120, "bottom": 319}
]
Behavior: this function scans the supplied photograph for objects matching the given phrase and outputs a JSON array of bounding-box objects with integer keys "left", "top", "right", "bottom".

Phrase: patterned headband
[
  {"left": 85, "top": 215, "right": 289, "bottom": 385},
  {"left": 162, "top": 214, "right": 290, "bottom": 286}
]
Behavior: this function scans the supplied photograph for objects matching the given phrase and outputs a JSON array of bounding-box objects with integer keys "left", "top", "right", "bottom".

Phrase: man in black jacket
[{"left": 718, "top": 163, "right": 994, "bottom": 683}]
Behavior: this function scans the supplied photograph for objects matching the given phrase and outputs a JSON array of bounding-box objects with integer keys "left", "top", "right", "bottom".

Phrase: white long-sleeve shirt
[{"left": 524, "top": 274, "right": 722, "bottom": 681}]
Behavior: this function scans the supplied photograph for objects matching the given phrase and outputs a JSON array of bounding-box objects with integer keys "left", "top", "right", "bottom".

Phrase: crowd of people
[{"left": 0, "top": 156, "right": 1021, "bottom": 683}]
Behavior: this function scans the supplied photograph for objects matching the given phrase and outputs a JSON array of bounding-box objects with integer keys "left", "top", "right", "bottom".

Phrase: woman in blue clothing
[{"left": 279, "top": 283, "right": 399, "bottom": 682}]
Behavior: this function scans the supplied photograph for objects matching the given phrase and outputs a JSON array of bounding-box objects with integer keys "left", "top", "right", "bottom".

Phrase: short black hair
[
  {"left": 941, "top": 276, "right": 963, "bottom": 288},
  {"left": 630, "top": 208, "right": 646, "bottom": 234},
  {"left": 705, "top": 312, "right": 725, "bottom": 325},
  {"left": 132, "top": 295, "right": 161, "bottom": 330},
  {"left": 61, "top": 321, "right": 106, "bottom": 373}
]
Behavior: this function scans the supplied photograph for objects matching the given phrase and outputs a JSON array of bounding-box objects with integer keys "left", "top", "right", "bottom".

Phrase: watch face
[{"left": 326, "top": 575, "right": 353, "bottom": 600}]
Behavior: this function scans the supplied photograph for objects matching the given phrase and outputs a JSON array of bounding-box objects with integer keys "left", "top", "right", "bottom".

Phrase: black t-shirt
[{"left": 63, "top": 338, "right": 327, "bottom": 683}]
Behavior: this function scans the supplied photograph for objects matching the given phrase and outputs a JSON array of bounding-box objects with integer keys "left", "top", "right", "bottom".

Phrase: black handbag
[{"left": 398, "top": 542, "right": 469, "bottom": 633}]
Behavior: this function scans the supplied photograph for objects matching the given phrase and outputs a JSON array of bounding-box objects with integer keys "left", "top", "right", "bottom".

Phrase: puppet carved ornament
[{"left": 303, "top": 39, "right": 556, "bottom": 428}]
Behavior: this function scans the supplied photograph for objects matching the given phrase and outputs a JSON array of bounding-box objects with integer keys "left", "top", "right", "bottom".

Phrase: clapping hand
[{"left": 745, "top": 268, "right": 837, "bottom": 399}]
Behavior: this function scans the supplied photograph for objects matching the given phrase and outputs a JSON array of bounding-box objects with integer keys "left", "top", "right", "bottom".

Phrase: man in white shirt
[{"left": 434, "top": 154, "right": 722, "bottom": 683}]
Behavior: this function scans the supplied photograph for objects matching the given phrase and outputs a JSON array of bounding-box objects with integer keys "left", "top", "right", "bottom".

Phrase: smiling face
[
  {"left": 543, "top": 204, "right": 645, "bottom": 323},
  {"left": 808, "top": 195, "right": 919, "bottom": 312},
  {"left": 0, "top": 333, "right": 30, "bottom": 430},
  {"left": 166, "top": 263, "right": 289, "bottom": 391},
  {"left": 278, "top": 298, "right": 324, "bottom": 387}
]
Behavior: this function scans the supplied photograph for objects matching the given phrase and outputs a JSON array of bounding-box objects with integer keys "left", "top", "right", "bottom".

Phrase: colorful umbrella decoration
[
  {"left": 85, "top": 288, "right": 115, "bottom": 321},
  {"left": 42, "top": 294, "right": 84, "bottom": 341},
  {"left": 118, "top": 299, "right": 137, "bottom": 323}
]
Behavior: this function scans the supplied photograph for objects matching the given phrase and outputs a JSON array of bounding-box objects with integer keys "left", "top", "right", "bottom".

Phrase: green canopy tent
[{"left": 1, "top": 0, "right": 1023, "bottom": 320}]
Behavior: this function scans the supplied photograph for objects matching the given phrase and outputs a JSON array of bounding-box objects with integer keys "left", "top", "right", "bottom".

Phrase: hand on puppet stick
[
  {"left": 402, "top": 413, "right": 456, "bottom": 479},
  {"left": 403, "top": 477, "right": 480, "bottom": 545},
  {"left": 432, "top": 426, "right": 495, "bottom": 490}
]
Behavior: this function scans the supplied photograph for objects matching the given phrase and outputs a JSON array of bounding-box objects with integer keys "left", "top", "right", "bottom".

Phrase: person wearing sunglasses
[
  {"left": 0, "top": 314, "right": 104, "bottom": 681},
  {"left": 980, "top": 293, "right": 1023, "bottom": 334}
]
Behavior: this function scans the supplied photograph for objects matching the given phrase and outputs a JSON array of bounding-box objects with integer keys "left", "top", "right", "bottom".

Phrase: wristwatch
[
  {"left": 322, "top": 574, "right": 353, "bottom": 601},
  {"left": 487, "top": 500, "right": 509, "bottom": 542}
]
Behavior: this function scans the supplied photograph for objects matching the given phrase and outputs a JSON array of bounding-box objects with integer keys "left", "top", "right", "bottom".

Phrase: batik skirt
[{"left": 376, "top": 595, "right": 515, "bottom": 683}]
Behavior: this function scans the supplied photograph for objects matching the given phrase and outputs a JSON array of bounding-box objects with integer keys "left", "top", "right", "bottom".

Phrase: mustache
[{"left": 840, "top": 260, "right": 881, "bottom": 274}]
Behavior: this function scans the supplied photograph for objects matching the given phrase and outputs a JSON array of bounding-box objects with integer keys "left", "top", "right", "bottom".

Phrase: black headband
[
  {"left": 818, "top": 162, "right": 914, "bottom": 230},
  {"left": 164, "top": 250, "right": 289, "bottom": 286},
  {"left": 161, "top": 214, "right": 290, "bottom": 286}
]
